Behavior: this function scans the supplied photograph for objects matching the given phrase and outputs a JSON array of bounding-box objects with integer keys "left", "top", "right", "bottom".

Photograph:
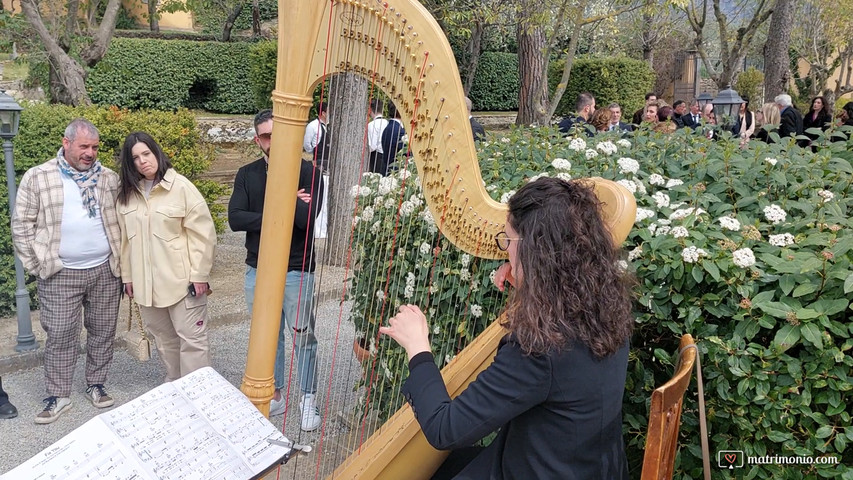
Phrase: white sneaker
[
  {"left": 269, "top": 396, "right": 286, "bottom": 416},
  {"left": 35, "top": 396, "right": 72, "bottom": 424},
  {"left": 299, "top": 394, "right": 322, "bottom": 431}
]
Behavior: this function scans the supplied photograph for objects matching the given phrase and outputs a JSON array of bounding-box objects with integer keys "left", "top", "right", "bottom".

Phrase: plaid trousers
[{"left": 37, "top": 261, "right": 121, "bottom": 397}]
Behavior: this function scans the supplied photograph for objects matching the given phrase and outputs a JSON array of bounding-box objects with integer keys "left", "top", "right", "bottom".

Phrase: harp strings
[{"left": 270, "top": 2, "right": 508, "bottom": 477}]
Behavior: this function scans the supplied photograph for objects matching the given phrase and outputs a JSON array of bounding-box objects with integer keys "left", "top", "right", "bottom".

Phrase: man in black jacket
[
  {"left": 558, "top": 92, "right": 596, "bottom": 137},
  {"left": 775, "top": 94, "right": 805, "bottom": 145},
  {"left": 228, "top": 110, "right": 325, "bottom": 431}
]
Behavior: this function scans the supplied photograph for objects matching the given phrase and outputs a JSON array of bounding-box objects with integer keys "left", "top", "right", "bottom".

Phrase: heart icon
[{"left": 725, "top": 454, "right": 736, "bottom": 464}]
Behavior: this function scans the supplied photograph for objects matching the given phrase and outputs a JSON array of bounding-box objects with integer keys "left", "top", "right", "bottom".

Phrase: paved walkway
[{"left": 0, "top": 229, "right": 365, "bottom": 477}]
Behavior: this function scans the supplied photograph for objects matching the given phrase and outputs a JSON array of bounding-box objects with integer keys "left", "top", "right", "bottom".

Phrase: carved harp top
[{"left": 279, "top": 0, "right": 633, "bottom": 258}]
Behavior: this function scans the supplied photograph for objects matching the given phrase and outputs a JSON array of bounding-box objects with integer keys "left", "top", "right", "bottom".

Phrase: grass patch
[{"left": 0, "top": 58, "right": 29, "bottom": 81}]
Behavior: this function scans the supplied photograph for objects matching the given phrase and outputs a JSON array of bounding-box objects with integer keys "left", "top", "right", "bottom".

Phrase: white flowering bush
[{"left": 349, "top": 124, "right": 853, "bottom": 477}]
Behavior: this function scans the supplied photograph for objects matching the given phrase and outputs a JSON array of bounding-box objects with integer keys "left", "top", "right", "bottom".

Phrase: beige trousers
[{"left": 139, "top": 293, "right": 210, "bottom": 381}]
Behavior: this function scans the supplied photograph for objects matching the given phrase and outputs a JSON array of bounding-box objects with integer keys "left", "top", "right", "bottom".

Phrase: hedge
[
  {"left": 87, "top": 37, "right": 256, "bottom": 113},
  {"left": 249, "top": 40, "right": 277, "bottom": 110},
  {"left": 194, "top": 0, "right": 278, "bottom": 36},
  {"left": 0, "top": 104, "right": 225, "bottom": 316},
  {"left": 550, "top": 57, "right": 656, "bottom": 118},
  {"left": 468, "top": 51, "right": 519, "bottom": 112}
]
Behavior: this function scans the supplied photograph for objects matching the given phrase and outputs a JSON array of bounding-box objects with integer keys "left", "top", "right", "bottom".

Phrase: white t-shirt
[
  {"left": 367, "top": 116, "right": 389, "bottom": 153},
  {"left": 303, "top": 118, "right": 325, "bottom": 153},
  {"left": 58, "top": 174, "right": 111, "bottom": 269}
]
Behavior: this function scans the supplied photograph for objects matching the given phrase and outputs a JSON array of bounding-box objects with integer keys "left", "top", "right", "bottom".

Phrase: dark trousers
[{"left": 368, "top": 151, "right": 387, "bottom": 175}]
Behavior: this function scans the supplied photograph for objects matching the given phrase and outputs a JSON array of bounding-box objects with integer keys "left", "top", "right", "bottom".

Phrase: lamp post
[
  {"left": 0, "top": 90, "right": 37, "bottom": 352},
  {"left": 696, "top": 92, "right": 714, "bottom": 110},
  {"left": 712, "top": 85, "right": 744, "bottom": 130}
]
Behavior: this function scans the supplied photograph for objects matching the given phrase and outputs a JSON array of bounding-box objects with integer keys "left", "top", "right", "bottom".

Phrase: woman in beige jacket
[{"left": 117, "top": 132, "right": 217, "bottom": 381}]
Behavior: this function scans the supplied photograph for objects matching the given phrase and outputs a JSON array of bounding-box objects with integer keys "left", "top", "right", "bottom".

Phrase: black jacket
[
  {"left": 227, "top": 158, "right": 324, "bottom": 272},
  {"left": 403, "top": 335, "right": 630, "bottom": 480},
  {"left": 381, "top": 119, "right": 406, "bottom": 175},
  {"left": 558, "top": 116, "right": 594, "bottom": 137},
  {"left": 803, "top": 110, "right": 831, "bottom": 140},
  {"left": 470, "top": 117, "right": 486, "bottom": 142},
  {"left": 779, "top": 106, "right": 804, "bottom": 142}
]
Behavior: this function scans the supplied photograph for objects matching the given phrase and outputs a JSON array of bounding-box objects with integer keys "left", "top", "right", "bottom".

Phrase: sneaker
[
  {"left": 86, "top": 384, "right": 115, "bottom": 408},
  {"left": 299, "top": 394, "right": 322, "bottom": 432},
  {"left": 34, "top": 396, "right": 72, "bottom": 424},
  {"left": 269, "top": 396, "right": 286, "bottom": 416}
]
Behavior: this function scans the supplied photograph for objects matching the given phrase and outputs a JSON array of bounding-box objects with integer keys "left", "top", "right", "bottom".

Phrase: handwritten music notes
[{"left": 1, "top": 367, "right": 293, "bottom": 480}]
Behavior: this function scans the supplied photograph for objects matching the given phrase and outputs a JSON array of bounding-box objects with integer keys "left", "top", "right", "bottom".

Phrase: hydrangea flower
[
  {"left": 617, "top": 157, "right": 640, "bottom": 174},
  {"left": 556, "top": 172, "right": 572, "bottom": 182},
  {"left": 765, "top": 157, "right": 778, "bottom": 166},
  {"left": 585, "top": 149, "right": 599, "bottom": 159},
  {"left": 817, "top": 190, "right": 834, "bottom": 201},
  {"left": 665, "top": 178, "right": 684, "bottom": 188},
  {"left": 669, "top": 207, "right": 705, "bottom": 220},
  {"left": 350, "top": 185, "right": 372, "bottom": 198},
  {"left": 617, "top": 179, "right": 638, "bottom": 193},
  {"left": 500, "top": 190, "right": 516, "bottom": 204},
  {"left": 718, "top": 216, "right": 741, "bottom": 231},
  {"left": 597, "top": 141, "right": 618, "bottom": 155},
  {"left": 568, "top": 138, "right": 587, "bottom": 151},
  {"left": 628, "top": 247, "right": 643, "bottom": 261},
  {"left": 551, "top": 158, "right": 572, "bottom": 170},
  {"left": 681, "top": 246, "right": 709, "bottom": 263},
  {"left": 768, "top": 233, "right": 795, "bottom": 247},
  {"left": 399, "top": 201, "right": 416, "bottom": 216},
  {"left": 361, "top": 206, "right": 375, "bottom": 221},
  {"left": 470, "top": 304, "right": 483, "bottom": 318},
  {"left": 732, "top": 248, "right": 756, "bottom": 268},
  {"left": 648, "top": 174, "right": 665, "bottom": 186},
  {"left": 419, "top": 242, "right": 431, "bottom": 255},
  {"left": 635, "top": 208, "right": 655, "bottom": 222},
  {"left": 763, "top": 204, "right": 787, "bottom": 224},
  {"left": 378, "top": 176, "right": 399, "bottom": 195},
  {"left": 653, "top": 191, "right": 670, "bottom": 208},
  {"left": 616, "top": 139, "right": 631, "bottom": 148},
  {"left": 671, "top": 226, "right": 689, "bottom": 238}
]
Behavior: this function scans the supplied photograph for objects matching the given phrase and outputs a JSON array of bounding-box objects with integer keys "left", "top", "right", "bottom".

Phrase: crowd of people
[{"left": 559, "top": 90, "right": 853, "bottom": 148}]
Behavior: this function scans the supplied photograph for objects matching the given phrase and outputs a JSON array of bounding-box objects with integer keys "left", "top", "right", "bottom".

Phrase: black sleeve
[
  {"left": 228, "top": 167, "right": 263, "bottom": 233},
  {"left": 294, "top": 162, "right": 324, "bottom": 231},
  {"left": 401, "top": 339, "right": 551, "bottom": 451}
]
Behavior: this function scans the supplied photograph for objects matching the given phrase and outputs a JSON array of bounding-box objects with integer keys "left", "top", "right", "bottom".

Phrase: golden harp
[{"left": 239, "top": 1, "right": 636, "bottom": 478}]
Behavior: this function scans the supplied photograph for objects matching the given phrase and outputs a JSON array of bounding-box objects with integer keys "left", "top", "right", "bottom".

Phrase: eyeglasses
[
  {"left": 495, "top": 231, "right": 522, "bottom": 251},
  {"left": 257, "top": 133, "right": 272, "bottom": 141}
]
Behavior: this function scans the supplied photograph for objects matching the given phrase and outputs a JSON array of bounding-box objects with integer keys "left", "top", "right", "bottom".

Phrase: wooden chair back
[{"left": 640, "top": 334, "right": 697, "bottom": 480}]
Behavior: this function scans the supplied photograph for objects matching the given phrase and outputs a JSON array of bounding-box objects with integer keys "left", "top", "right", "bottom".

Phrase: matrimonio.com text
[{"left": 718, "top": 450, "right": 841, "bottom": 470}]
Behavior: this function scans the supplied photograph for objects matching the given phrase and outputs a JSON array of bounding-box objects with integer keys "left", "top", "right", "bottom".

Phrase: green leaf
[
  {"left": 703, "top": 260, "right": 720, "bottom": 282},
  {"left": 845, "top": 273, "right": 853, "bottom": 295},
  {"left": 801, "top": 323, "right": 824, "bottom": 349},
  {"left": 796, "top": 308, "right": 820, "bottom": 320},
  {"left": 792, "top": 283, "right": 818, "bottom": 297},
  {"left": 779, "top": 275, "right": 796, "bottom": 296},
  {"left": 758, "top": 301, "right": 793, "bottom": 319},
  {"left": 773, "top": 325, "right": 801, "bottom": 351},
  {"left": 815, "top": 425, "right": 834, "bottom": 439},
  {"left": 691, "top": 265, "right": 704, "bottom": 283}
]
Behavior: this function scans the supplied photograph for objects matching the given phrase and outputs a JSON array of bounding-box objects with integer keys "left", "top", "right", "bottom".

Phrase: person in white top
[
  {"left": 366, "top": 99, "right": 388, "bottom": 173},
  {"left": 303, "top": 101, "right": 330, "bottom": 170},
  {"left": 11, "top": 118, "right": 123, "bottom": 424}
]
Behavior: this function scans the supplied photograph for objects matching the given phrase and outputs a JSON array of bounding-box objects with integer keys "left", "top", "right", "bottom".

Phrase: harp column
[{"left": 239, "top": 92, "right": 313, "bottom": 413}]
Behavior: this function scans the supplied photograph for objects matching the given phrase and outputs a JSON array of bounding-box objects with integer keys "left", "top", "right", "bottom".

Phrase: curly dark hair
[
  {"left": 117, "top": 132, "right": 173, "bottom": 205},
  {"left": 504, "top": 177, "right": 634, "bottom": 358}
]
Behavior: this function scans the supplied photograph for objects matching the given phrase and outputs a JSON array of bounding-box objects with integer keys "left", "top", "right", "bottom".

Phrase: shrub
[
  {"left": 735, "top": 67, "right": 765, "bottom": 105},
  {"left": 468, "top": 51, "right": 519, "bottom": 111},
  {"left": 0, "top": 104, "right": 226, "bottom": 316},
  {"left": 348, "top": 124, "right": 853, "bottom": 477},
  {"left": 249, "top": 40, "right": 277, "bottom": 110},
  {"left": 87, "top": 37, "right": 256, "bottom": 113},
  {"left": 550, "top": 57, "right": 656, "bottom": 118},
  {"left": 193, "top": 0, "right": 278, "bottom": 36}
]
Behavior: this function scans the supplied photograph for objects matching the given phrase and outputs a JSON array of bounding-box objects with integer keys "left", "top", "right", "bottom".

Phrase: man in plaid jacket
[{"left": 11, "top": 118, "right": 122, "bottom": 424}]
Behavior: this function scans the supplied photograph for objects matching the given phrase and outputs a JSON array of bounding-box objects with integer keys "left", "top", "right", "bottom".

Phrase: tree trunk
[
  {"left": 62, "top": 0, "right": 80, "bottom": 52},
  {"left": 462, "top": 20, "right": 483, "bottom": 96},
  {"left": 149, "top": 0, "right": 160, "bottom": 32},
  {"left": 763, "top": 0, "right": 795, "bottom": 100},
  {"left": 641, "top": 12, "right": 653, "bottom": 65},
  {"left": 516, "top": 15, "right": 549, "bottom": 125},
  {"left": 325, "top": 73, "right": 369, "bottom": 266},
  {"left": 87, "top": 0, "right": 101, "bottom": 30},
  {"left": 252, "top": 0, "right": 261, "bottom": 38},
  {"left": 546, "top": 22, "right": 582, "bottom": 120},
  {"left": 20, "top": 0, "right": 91, "bottom": 106},
  {"left": 221, "top": 4, "right": 243, "bottom": 42},
  {"left": 80, "top": 0, "right": 122, "bottom": 66}
]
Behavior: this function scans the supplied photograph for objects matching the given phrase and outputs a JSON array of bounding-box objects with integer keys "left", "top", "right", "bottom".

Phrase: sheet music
[{"left": 1, "top": 368, "right": 292, "bottom": 480}]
